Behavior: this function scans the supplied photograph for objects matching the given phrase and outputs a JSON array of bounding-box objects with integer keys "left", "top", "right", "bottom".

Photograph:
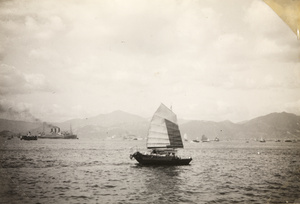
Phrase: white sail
[
  {"left": 201, "top": 134, "right": 209, "bottom": 142},
  {"left": 147, "top": 103, "right": 184, "bottom": 149},
  {"left": 184, "top": 133, "right": 188, "bottom": 141}
]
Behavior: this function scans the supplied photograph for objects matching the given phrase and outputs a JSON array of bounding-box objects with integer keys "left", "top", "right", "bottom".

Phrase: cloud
[
  {"left": 244, "top": 0, "right": 299, "bottom": 61},
  {"left": 0, "top": 64, "right": 54, "bottom": 95},
  {"left": 284, "top": 100, "right": 300, "bottom": 115},
  {"left": 0, "top": 99, "right": 40, "bottom": 122},
  {"left": 0, "top": 0, "right": 299, "bottom": 122}
]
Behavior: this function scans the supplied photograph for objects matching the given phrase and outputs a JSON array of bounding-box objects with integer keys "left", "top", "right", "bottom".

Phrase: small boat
[
  {"left": 21, "top": 135, "right": 38, "bottom": 140},
  {"left": 21, "top": 132, "right": 38, "bottom": 140},
  {"left": 260, "top": 137, "right": 266, "bottom": 142},
  {"left": 130, "top": 103, "right": 192, "bottom": 165},
  {"left": 214, "top": 137, "right": 220, "bottom": 142},
  {"left": 201, "top": 134, "right": 210, "bottom": 142},
  {"left": 285, "top": 139, "right": 292, "bottom": 142},
  {"left": 192, "top": 136, "right": 199, "bottom": 143},
  {"left": 184, "top": 133, "right": 188, "bottom": 142}
]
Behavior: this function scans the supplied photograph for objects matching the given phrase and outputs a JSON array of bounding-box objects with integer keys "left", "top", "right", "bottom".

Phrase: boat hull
[
  {"left": 130, "top": 151, "right": 192, "bottom": 166},
  {"left": 38, "top": 134, "right": 78, "bottom": 139},
  {"left": 20, "top": 135, "right": 38, "bottom": 140},
  {"left": 63, "top": 135, "right": 78, "bottom": 139}
]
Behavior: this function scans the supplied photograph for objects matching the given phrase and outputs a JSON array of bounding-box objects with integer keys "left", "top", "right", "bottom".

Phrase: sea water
[{"left": 0, "top": 137, "right": 299, "bottom": 204}]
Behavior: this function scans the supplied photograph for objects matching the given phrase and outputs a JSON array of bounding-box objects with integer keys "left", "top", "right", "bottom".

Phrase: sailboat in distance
[
  {"left": 130, "top": 103, "right": 192, "bottom": 165},
  {"left": 184, "top": 133, "right": 188, "bottom": 142},
  {"left": 201, "top": 134, "right": 210, "bottom": 142}
]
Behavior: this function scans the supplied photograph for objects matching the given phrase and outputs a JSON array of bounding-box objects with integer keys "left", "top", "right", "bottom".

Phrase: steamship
[{"left": 39, "top": 125, "right": 78, "bottom": 139}]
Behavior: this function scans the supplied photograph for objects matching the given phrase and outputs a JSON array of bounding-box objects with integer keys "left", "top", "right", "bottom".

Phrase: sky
[{"left": 0, "top": 0, "right": 299, "bottom": 123}]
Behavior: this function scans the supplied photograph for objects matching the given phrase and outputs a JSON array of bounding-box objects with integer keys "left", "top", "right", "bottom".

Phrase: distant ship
[
  {"left": 39, "top": 124, "right": 78, "bottom": 139},
  {"left": 184, "top": 133, "right": 188, "bottom": 142},
  {"left": 259, "top": 137, "right": 266, "bottom": 142},
  {"left": 201, "top": 134, "right": 210, "bottom": 142},
  {"left": 192, "top": 137, "right": 200, "bottom": 143},
  {"left": 285, "top": 139, "right": 292, "bottom": 142}
]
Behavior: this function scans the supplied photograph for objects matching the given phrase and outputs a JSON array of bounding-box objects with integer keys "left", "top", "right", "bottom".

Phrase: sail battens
[
  {"left": 146, "top": 103, "right": 184, "bottom": 149},
  {"left": 165, "top": 119, "right": 183, "bottom": 148}
]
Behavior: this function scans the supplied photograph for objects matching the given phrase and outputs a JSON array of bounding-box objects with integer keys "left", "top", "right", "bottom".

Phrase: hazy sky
[{"left": 0, "top": 0, "right": 299, "bottom": 123}]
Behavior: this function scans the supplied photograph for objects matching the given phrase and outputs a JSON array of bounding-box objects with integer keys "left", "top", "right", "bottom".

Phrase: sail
[
  {"left": 201, "top": 134, "right": 208, "bottom": 142},
  {"left": 147, "top": 103, "right": 184, "bottom": 149}
]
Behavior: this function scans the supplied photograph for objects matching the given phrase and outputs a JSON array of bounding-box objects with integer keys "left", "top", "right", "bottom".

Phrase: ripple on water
[{"left": 1, "top": 139, "right": 300, "bottom": 204}]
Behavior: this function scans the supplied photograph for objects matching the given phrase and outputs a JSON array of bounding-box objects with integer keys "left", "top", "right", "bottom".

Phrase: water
[{"left": 1, "top": 137, "right": 300, "bottom": 204}]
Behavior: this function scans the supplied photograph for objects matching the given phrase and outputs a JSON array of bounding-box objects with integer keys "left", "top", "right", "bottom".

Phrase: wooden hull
[
  {"left": 130, "top": 151, "right": 192, "bottom": 166},
  {"left": 21, "top": 136, "right": 38, "bottom": 140},
  {"left": 63, "top": 135, "right": 78, "bottom": 139}
]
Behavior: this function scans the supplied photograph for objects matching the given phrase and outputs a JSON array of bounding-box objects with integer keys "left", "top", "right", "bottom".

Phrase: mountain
[
  {"left": 0, "top": 118, "right": 42, "bottom": 135},
  {"left": 58, "top": 110, "right": 148, "bottom": 128},
  {"left": 180, "top": 120, "right": 237, "bottom": 140},
  {"left": 54, "top": 110, "right": 149, "bottom": 138},
  {"left": 181, "top": 112, "right": 300, "bottom": 141},
  {"left": 239, "top": 112, "right": 300, "bottom": 140},
  {"left": 0, "top": 130, "right": 15, "bottom": 137},
  {"left": 0, "top": 111, "right": 299, "bottom": 140}
]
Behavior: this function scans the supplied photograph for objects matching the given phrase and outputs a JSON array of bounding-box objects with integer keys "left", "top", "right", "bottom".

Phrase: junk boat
[{"left": 130, "top": 103, "right": 192, "bottom": 165}]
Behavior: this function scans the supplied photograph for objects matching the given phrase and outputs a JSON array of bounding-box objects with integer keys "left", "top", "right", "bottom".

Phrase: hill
[
  {"left": 55, "top": 110, "right": 149, "bottom": 139},
  {"left": 0, "top": 111, "right": 299, "bottom": 140},
  {"left": 180, "top": 112, "right": 300, "bottom": 141},
  {"left": 0, "top": 130, "right": 15, "bottom": 137},
  {"left": 0, "top": 119, "right": 42, "bottom": 135},
  {"left": 180, "top": 120, "right": 237, "bottom": 141},
  {"left": 239, "top": 112, "right": 300, "bottom": 140}
]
